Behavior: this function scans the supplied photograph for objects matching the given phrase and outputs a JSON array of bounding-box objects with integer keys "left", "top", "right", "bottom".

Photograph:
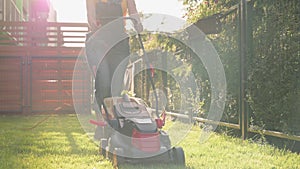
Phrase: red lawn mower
[{"left": 90, "top": 95, "right": 185, "bottom": 167}]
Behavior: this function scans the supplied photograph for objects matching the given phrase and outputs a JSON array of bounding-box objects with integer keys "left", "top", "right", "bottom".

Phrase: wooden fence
[{"left": 0, "top": 21, "right": 91, "bottom": 113}]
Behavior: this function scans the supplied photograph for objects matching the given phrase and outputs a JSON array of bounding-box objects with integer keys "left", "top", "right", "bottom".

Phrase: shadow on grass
[
  {"left": 1, "top": 114, "right": 299, "bottom": 169},
  {"left": 0, "top": 114, "right": 108, "bottom": 168}
]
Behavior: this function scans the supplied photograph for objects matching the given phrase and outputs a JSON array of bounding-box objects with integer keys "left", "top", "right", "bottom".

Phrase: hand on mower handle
[{"left": 134, "top": 22, "right": 143, "bottom": 33}]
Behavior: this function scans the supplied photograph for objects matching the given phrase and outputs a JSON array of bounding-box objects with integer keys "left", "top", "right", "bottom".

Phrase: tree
[{"left": 182, "top": 0, "right": 300, "bottom": 134}]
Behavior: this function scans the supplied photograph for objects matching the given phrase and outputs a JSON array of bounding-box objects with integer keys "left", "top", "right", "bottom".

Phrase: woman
[
  {"left": 85, "top": 0, "right": 143, "bottom": 111},
  {"left": 86, "top": 0, "right": 143, "bottom": 32}
]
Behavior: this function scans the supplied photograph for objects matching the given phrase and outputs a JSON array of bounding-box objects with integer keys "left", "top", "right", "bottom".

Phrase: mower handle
[{"left": 125, "top": 17, "right": 160, "bottom": 118}]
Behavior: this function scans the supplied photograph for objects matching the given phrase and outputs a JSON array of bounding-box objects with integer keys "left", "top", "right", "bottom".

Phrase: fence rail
[
  {"left": 0, "top": 21, "right": 89, "bottom": 56},
  {"left": 164, "top": 111, "right": 300, "bottom": 142}
]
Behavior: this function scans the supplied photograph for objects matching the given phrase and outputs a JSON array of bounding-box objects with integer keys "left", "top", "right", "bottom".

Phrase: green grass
[{"left": 0, "top": 114, "right": 299, "bottom": 169}]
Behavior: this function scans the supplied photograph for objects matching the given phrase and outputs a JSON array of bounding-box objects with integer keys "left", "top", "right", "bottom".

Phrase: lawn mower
[
  {"left": 88, "top": 17, "right": 186, "bottom": 167},
  {"left": 90, "top": 95, "right": 185, "bottom": 167}
]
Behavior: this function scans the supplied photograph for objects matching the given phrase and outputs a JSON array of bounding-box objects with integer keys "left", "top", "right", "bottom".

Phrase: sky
[{"left": 50, "top": 0, "right": 186, "bottom": 23}]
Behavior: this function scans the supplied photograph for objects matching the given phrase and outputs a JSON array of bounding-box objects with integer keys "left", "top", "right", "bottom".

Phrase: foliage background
[{"left": 131, "top": 0, "right": 300, "bottom": 142}]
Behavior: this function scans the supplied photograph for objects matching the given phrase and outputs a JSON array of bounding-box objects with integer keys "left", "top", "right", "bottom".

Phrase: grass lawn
[{"left": 0, "top": 114, "right": 299, "bottom": 169}]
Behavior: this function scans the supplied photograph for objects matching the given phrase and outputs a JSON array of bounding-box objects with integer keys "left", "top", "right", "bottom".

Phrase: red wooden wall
[
  {"left": 0, "top": 21, "right": 92, "bottom": 113},
  {"left": 0, "top": 57, "right": 22, "bottom": 112}
]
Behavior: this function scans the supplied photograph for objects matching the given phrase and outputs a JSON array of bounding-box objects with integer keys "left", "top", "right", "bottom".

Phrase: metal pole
[
  {"left": 162, "top": 52, "right": 168, "bottom": 110},
  {"left": 2, "top": 0, "right": 5, "bottom": 21},
  {"left": 239, "top": 0, "right": 248, "bottom": 140}
]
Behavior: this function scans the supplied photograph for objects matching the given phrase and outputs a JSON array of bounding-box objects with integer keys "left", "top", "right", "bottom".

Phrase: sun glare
[
  {"left": 50, "top": 0, "right": 185, "bottom": 23},
  {"left": 135, "top": 0, "right": 185, "bottom": 19},
  {"left": 50, "top": 0, "right": 87, "bottom": 22}
]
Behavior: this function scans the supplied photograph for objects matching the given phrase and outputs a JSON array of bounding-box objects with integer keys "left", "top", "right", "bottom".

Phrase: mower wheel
[
  {"left": 100, "top": 139, "right": 108, "bottom": 157},
  {"left": 173, "top": 147, "right": 185, "bottom": 166}
]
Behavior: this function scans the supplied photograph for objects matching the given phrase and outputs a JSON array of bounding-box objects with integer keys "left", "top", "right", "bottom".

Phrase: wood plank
[{"left": 0, "top": 89, "right": 20, "bottom": 95}]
